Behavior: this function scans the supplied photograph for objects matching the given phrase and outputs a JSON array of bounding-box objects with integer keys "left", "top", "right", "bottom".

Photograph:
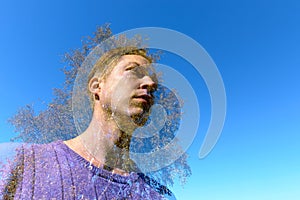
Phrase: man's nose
[{"left": 140, "top": 76, "right": 157, "bottom": 92}]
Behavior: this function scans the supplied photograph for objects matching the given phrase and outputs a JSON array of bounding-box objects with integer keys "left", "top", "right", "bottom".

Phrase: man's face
[{"left": 99, "top": 54, "right": 157, "bottom": 126}]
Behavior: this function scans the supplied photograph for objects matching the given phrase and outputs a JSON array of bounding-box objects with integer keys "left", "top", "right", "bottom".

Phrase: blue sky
[{"left": 1, "top": 0, "right": 300, "bottom": 199}]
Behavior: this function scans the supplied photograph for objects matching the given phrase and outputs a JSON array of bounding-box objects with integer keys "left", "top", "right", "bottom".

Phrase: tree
[{"left": 7, "top": 24, "right": 191, "bottom": 187}]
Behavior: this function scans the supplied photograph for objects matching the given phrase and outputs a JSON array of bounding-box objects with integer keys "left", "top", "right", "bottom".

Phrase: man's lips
[{"left": 132, "top": 94, "right": 153, "bottom": 105}]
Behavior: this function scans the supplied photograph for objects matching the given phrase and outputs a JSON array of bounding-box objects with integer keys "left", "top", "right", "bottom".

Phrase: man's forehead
[{"left": 118, "top": 54, "right": 150, "bottom": 65}]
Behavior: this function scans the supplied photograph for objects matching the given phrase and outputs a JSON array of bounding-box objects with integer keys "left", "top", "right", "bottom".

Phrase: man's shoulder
[{"left": 0, "top": 140, "right": 62, "bottom": 169}]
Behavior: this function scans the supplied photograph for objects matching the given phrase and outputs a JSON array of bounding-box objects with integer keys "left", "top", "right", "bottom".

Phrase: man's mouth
[{"left": 132, "top": 94, "right": 153, "bottom": 105}]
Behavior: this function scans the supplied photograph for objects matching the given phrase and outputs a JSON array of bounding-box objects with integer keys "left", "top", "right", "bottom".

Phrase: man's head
[{"left": 88, "top": 47, "right": 158, "bottom": 127}]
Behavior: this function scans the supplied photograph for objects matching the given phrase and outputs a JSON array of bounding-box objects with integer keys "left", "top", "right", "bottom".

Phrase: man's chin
[{"left": 130, "top": 109, "right": 150, "bottom": 127}]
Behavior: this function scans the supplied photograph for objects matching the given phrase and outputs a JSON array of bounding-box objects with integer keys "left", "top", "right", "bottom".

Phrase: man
[{"left": 0, "top": 47, "right": 174, "bottom": 199}]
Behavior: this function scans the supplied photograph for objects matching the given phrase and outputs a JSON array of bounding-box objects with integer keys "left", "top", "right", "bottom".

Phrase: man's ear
[{"left": 88, "top": 77, "right": 101, "bottom": 94}]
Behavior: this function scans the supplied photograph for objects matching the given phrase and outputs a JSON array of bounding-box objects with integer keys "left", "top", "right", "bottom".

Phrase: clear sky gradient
[{"left": 1, "top": 0, "right": 300, "bottom": 199}]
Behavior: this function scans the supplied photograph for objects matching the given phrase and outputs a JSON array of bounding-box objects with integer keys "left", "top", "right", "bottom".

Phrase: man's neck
[{"left": 64, "top": 110, "right": 136, "bottom": 175}]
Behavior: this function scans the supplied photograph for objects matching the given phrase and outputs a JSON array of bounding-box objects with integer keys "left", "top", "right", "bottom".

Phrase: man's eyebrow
[
  {"left": 126, "top": 61, "right": 140, "bottom": 66},
  {"left": 125, "top": 61, "right": 149, "bottom": 68}
]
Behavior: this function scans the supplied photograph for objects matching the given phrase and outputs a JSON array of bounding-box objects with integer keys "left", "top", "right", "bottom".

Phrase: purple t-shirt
[{"left": 0, "top": 140, "right": 173, "bottom": 199}]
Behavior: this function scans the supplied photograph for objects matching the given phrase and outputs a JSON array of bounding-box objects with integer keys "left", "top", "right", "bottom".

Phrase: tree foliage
[{"left": 7, "top": 24, "right": 191, "bottom": 186}]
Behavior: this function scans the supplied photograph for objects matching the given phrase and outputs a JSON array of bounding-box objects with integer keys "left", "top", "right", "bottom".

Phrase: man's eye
[{"left": 125, "top": 64, "right": 138, "bottom": 71}]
